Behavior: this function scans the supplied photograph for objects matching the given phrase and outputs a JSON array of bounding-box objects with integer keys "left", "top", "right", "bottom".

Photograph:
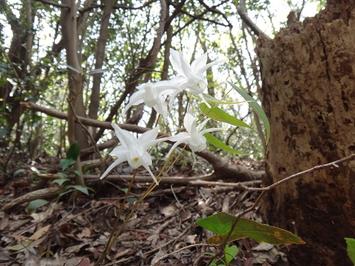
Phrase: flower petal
[
  {"left": 198, "top": 58, "right": 222, "bottom": 74},
  {"left": 125, "top": 90, "right": 145, "bottom": 112},
  {"left": 178, "top": 53, "right": 195, "bottom": 80},
  {"left": 191, "top": 53, "right": 207, "bottom": 74},
  {"left": 113, "top": 125, "right": 137, "bottom": 148},
  {"left": 197, "top": 118, "right": 209, "bottom": 132},
  {"left": 183, "top": 113, "right": 196, "bottom": 133},
  {"left": 168, "top": 132, "right": 190, "bottom": 142},
  {"left": 100, "top": 157, "right": 126, "bottom": 180},
  {"left": 138, "top": 128, "right": 159, "bottom": 149},
  {"left": 142, "top": 163, "right": 158, "bottom": 185},
  {"left": 170, "top": 49, "right": 184, "bottom": 75},
  {"left": 110, "top": 145, "right": 127, "bottom": 157},
  {"left": 166, "top": 140, "right": 183, "bottom": 158}
]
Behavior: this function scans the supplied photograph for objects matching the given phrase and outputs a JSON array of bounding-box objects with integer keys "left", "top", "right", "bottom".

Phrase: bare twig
[
  {"left": 79, "top": 0, "right": 157, "bottom": 13},
  {"left": 246, "top": 153, "right": 355, "bottom": 191},
  {"left": 236, "top": 0, "right": 270, "bottom": 39},
  {"left": 83, "top": 174, "right": 262, "bottom": 188},
  {"left": 34, "top": 0, "right": 69, "bottom": 8}
]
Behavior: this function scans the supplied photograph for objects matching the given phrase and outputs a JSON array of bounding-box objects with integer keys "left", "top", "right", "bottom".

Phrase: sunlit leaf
[
  {"left": 230, "top": 83, "right": 270, "bottom": 142},
  {"left": 26, "top": 199, "right": 49, "bottom": 213},
  {"left": 224, "top": 244, "right": 239, "bottom": 265},
  {"left": 199, "top": 103, "right": 249, "bottom": 128},
  {"left": 197, "top": 212, "right": 305, "bottom": 245},
  {"left": 205, "top": 133, "right": 243, "bottom": 155},
  {"left": 345, "top": 238, "right": 355, "bottom": 264}
]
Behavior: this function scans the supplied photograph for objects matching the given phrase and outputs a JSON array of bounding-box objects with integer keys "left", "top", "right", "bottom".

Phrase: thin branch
[
  {"left": 197, "top": 0, "right": 232, "bottom": 27},
  {"left": 236, "top": 0, "right": 270, "bottom": 39},
  {"left": 20, "top": 101, "right": 148, "bottom": 133},
  {"left": 34, "top": 0, "right": 69, "bottom": 8},
  {"left": 79, "top": 0, "right": 157, "bottom": 13},
  {"left": 248, "top": 153, "right": 355, "bottom": 191},
  {"left": 83, "top": 174, "right": 262, "bottom": 188},
  {"left": 169, "top": 1, "right": 230, "bottom": 27}
]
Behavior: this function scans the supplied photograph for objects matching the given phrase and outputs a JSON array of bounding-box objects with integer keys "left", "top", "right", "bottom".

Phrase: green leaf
[
  {"left": 66, "top": 185, "right": 89, "bottom": 196},
  {"left": 199, "top": 103, "right": 249, "bottom": 128},
  {"left": 208, "top": 259, "right": 218, "bottom": 266},
  {"left": 345, "top": 238, "right": 355, "bottom": 265},
  {"left": 205, "top": 133, "right": 243, "bottom": 155},
  {"left": 66, "top": 143, "right": 80, "bottom": 160},
  {"left": 60, "top": 158, "right": 75, "bottom": 171},
  {"left": 208, "top": 259, "right": 224, "bottom": 266},
  {"left": 224, "top": 245, "right": 239, "bottom": 265},
  {"left": 52, "top": 178, "right": 70, "bottom": 186},
  {"left": 197, "top": 212, "right": 305, "bottom": 245},
  {"left": 26, "top": 199, "right": 49, "bottom": 213},
  {"left": 230, "top": 83, "right": 270, "bottom": 142}
]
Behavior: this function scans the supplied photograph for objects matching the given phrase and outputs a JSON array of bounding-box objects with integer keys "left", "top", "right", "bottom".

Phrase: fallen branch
[
  {"left": 22, "top": 101, "right": 265, "bottom": 181},
  {"left": 2, "top": 186, "right": 62, "bottom": 212},
  {"left": 84, "top": 174, "right": 262, "bottom": 187},
  {"left": 35, "top": 172, "right": 261, "bottom": 188},
  {"left": 20, "top": 101, "right": 147, "bottom": 133}
]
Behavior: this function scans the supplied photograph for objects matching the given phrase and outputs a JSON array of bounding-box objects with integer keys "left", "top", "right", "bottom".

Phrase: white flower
[
  {"left": 100, "top": 124, "right": 162, "bottom": 184},
  {"left": 169, "top": 49, "right": 219, "bottom": 95},
  {"left": 125, "top": 81, "right": 177, "bottom": 118},
  {"left": 167, "top": 113, "right": 221, "bottom": 157}
]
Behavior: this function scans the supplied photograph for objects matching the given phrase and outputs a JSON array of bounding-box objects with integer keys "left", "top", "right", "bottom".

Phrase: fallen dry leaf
[{"left": 29, "top": 224, "right": 50, "bottom": 241}]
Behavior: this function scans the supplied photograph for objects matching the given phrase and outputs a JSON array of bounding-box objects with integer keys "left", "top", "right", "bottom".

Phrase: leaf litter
[{"left": 0, "top": 156, "right": 288, "bottom": 265}]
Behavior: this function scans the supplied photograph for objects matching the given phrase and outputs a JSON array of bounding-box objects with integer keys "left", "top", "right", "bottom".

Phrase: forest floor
[{"left": 0, "top": 154, "right": 287, "bottom": 266}]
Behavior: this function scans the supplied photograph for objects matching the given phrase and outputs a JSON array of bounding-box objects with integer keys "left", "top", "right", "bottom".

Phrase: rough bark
[{"left": 256, "top": 1, "right": 355, "bottom": 265}]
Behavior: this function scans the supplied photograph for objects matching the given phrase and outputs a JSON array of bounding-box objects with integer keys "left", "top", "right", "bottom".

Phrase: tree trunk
[
  {"left": 88, "top": 0, "right": 115, "bottom": 120},
  {"left": 61, "top": 0, "right": 89, "bottom": 150},
  {"left": 256, "top": 1, "right": 355, "bottom": 265}
]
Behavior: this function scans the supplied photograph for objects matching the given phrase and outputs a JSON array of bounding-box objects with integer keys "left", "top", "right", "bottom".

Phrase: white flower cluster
[{"left": 100, "top": 50, "right": 221, "bottom": 184}]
